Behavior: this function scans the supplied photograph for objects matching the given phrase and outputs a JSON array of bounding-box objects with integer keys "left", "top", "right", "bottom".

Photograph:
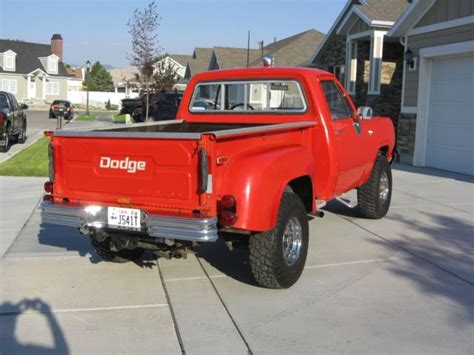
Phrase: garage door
[{"left": 425, "top": 54, "right": 474, "bottom": 175}]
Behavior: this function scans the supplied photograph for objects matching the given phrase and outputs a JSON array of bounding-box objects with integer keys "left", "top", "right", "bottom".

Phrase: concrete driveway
[{"left": 0, "top": 165, "right": 473, "bottom": 354}]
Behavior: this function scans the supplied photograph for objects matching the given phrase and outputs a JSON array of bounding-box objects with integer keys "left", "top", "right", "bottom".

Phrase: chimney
[{"left": 51, "top": 33, "right": 63, "bottom": 62}]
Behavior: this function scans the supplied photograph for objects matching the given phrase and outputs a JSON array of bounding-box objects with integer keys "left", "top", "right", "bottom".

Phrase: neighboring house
[
  {"left": 185, "top": 48, "right": 214, "bottom": 78},
  {"left": 309, "top": 0, "right": 409, "bottom": 127},
  {"left": 0, "top": 34, "right": 70, "bottom": 101},
  {"left": 389, "top": 0, "right": 474, "bottom": 175},
  {"left": 208, "top": 29, "right": 325, "bottom": 70},
  {"left": 155, "top": 55, "right": 193, "bottom": 80},
  {"left": 108, "top": 67, "right": 140, "bottom": 94},
  {"left": 66, "top": 67, "right": 84, "bottom": 92}
]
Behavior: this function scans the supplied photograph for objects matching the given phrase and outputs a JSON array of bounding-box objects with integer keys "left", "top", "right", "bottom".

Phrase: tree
[
  {"left": 128, "top": 1, "right": 161, "bottom": 121},
  {"left": 152, "top": 60, "right": 178, "bottom": 93},
  {"left": 83, "top": 61, "right": 114, "bottom": 92}
]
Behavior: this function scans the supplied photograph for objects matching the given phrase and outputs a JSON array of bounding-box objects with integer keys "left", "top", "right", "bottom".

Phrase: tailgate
[{"left": 51, "top": 135, "right": 212, "bottom": 216}]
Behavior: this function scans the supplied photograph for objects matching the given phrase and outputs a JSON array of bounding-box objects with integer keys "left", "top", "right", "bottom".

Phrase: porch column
[
  {"left": 26, "top": 75, "right": 31, "bottom": 99},
  {"left": 368, "top": 31, "right": 386, "bottom": 95},
  {"left": 345, "top": 40, "right": 358, "bottom": 95},
  {"left": 42, "top": 76, "right": 46, "bottom": 100}
]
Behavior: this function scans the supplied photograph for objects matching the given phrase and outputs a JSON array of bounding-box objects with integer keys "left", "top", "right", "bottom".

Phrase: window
[
  {"left": 0, "top": 93, "right": 9, "bottom": 109},
  {"left": 321, "top": 81, "right": 353, "bottom": 120},
  {"left": 190, "top": 80, "right": 306, "bottom": 113},
  {"left": 2, "top": 79, "right": 17, "bottom": 94},
  {"left": 47, "top": 57, "right": 58, "bottom": 73},
  {"left": 9, "top": 94, "right": 19, "bottom": 111},
  {"left": 46, "top": 81, "right": 60, "bottom": 95},
  {"left": 4, "top": 55, "right": 14, "bottom": 70}
]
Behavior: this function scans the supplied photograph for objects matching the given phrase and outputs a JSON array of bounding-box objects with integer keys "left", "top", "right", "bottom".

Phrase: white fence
[{"left": 67, "top": 91, "right": 139, "bottom": 109}]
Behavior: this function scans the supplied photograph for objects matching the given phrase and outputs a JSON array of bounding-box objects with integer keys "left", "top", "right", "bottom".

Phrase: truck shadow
[
  {"left": 195, "top": 239, "right": 259, "bottom": 287},
  {"left": 0, "top": 299, "right": 70, "bottom": 355}
]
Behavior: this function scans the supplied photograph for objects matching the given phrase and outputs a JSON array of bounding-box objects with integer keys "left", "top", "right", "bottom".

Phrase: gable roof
[
  {"left": 212, "top": 47, "right": 261, "bottom": 69},
  {"left": 388, "top": 0, "right": 437, "bottom": 37},
  {"left": 354, "top": 0, "right": 409, "bottom": 23},
  {"left": 0, "top": 39, "right": 69, "bottom": 76},
  {"left": 168, "top": 54, "right": 194, "bottom": 67},
  {"left": 252, "top": 29, "right": 325, "bottom": 67},
  {"left": 310, "top": 0, "right": 409, "bottom": 64}
]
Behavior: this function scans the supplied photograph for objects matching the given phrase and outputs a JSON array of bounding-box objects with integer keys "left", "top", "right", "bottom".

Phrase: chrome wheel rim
[
  {"left": 379, "top": 171, "right": 389, "bottom": 203},
  {"left": 282, "top": 217, "right": 302, "bottom": 266}
]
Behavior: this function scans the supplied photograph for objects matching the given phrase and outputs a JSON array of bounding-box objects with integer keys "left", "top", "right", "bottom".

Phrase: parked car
[
  {"left": 0, "top": 91, "right": 28, "bottom": 152},
  {"left": 122, "top": 92, "right": 183, "bottom": 122},
  {"left": 41, "top": 67, "right": 395, "bottom": 289},
  {"left": 49, "top": 100, "right": 74, "bottom": 120}
]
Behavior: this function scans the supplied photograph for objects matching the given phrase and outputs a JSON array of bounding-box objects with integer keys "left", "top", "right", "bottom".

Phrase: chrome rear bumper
[{"left": 40, "top": 202, "right": 218, "bottom": 242}]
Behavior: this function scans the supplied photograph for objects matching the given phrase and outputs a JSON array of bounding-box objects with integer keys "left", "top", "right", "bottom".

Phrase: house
[
  {"left": 309, "top": 0, "right": 409, "bottom": 127},
  {"left": 108, "top": 67, "right": 139, "bottom": 94},
  {"left": 65, "top": 67, "right": 84, "bottom": 92},
  {"left": 388, "top": 0, "right": 474, "bottom": 175},
  {"left": 185, "top": 48, "right": 214, "bottom": 78},
  {"left": 0, "top": 34, "right": 72, "bottom": 102},
  {"left": 208, "top": 29, "right": 325, "bottom": 70}
]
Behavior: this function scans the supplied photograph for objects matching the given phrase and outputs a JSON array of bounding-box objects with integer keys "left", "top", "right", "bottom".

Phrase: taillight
[
  {"left": 0, "top": 112, "right": 5, "bottom": 125},
  {"left": 44, "top": 181, "right": 53, "bottom": 193},
  {"left": 218, "top": 195, "right": 237, "bottom": 227},
  {"left": 43, "top": 194, "right": 53, "bottom": 202}
]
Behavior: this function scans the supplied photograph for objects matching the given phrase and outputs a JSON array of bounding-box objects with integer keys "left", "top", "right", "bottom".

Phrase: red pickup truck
[{"left": 42, "top": 67, "right": 395, "bottom": 288}]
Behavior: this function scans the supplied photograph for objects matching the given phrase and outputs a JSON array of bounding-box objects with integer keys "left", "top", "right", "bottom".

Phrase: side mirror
[
  {"left": 20, "top": 103, "right": 29, "bottom": 110},
  {"left": 357, "top": 106, "right": 373, "bottom": 120}
]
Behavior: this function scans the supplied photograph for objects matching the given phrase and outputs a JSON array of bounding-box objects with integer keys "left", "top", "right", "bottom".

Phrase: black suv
[
  {"left": 0, "top": 91, "right": 28, "bottom": 152},
  {"left": 132, "top": 91, "right": 183, "bottom": 122}
]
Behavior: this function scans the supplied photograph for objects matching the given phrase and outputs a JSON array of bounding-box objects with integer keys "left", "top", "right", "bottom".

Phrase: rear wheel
[
  {"left": 249, "top": 192, "right": 309, "bottom": 289},
  {"left": 357, "top": 155, "right": 392, "bottom": 219},
  {"left": 132, "top": 108, "right": 143, "bottom": 123},
  {"left": 17, "top": 120, "right": 27, "bottom": 143},
  {"left": 0, "top": 128, "right": 11, "bottom": 153},
  {"left": 91, "top": 237, "right": 145, "bottom": 263}
]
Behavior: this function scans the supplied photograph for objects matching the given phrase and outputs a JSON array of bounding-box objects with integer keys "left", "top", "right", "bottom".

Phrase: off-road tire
[
  {"left": 91, "top": 237, "right": 144, "bottom": 263},
  {"left": 249, "top": 192, "right": 309, "bottom": 289},
  {"left": 132, "top": 108, "right": 143, "bottom": 123},
  {"left": 357, "top": 155, "right": 392, "bottom": 219}
]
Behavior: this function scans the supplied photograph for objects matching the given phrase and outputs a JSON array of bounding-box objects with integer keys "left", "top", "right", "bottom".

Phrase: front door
[
  {"left": 320, "top": 79, "right": 367, "bottom": 195},
  {"left": 28, "top": 79, "right": 36, "bottom": 99}
]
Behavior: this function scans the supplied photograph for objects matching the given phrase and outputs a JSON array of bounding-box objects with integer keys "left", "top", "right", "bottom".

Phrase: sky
[{"left": 0, "top": 0, "right": 346, "bottom": 68}]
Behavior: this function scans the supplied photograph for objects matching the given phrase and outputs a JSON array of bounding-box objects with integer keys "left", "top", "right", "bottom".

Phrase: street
[{"left": 0, "top": 165, "right": 473, "bottom": 354}]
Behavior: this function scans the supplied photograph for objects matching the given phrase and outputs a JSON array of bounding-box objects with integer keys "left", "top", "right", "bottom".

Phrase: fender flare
[{"left": 219, "top": 144, "right": 315, "bottom": 232}]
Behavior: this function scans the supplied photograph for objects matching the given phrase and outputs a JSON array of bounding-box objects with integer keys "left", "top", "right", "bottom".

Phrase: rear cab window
[{"left": 189, "top": 80, "right": 306, "bottom": 113}]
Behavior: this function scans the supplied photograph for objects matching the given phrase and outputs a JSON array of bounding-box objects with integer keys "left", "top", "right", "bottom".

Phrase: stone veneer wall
[
  {"left": 353, "top": 41, "right": 404, "bottom": 132},
  {"left": 397, "top": 113, "right": 417, "bottom": 164},
  {"left": 312, "top": 35, "right": 347, "bottom": 70}
]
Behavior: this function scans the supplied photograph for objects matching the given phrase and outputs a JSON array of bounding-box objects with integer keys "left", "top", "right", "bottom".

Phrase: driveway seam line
[
  {"left": 195, "top": 255, "right": 254, "bottom": 355},
  {"left": 2, "top": 196, "right": 42, "bottom": 258},
  {"left": 343, "top": 217, "right": 474, "bottom": 287},
  {"left": 393, "top": 188, "right": 473, "bottom": 215},
  {"left": 157, "top": 260, "right": 186, "bottom": 355},
  {"left": 0, "top": 303, "right": 169, "bottom": 316}
]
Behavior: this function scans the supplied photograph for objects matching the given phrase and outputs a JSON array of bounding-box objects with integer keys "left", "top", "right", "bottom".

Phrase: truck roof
[{"left": 190, "top": 66, "right": 332, "bottom": 82}]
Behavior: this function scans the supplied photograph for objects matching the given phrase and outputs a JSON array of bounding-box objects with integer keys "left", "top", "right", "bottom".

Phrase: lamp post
[{"left": 85, "top": 60, "right": 91, "bottom": 116}]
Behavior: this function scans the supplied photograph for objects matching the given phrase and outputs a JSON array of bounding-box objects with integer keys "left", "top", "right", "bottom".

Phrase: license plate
[{"left": 108, "top": 207, "right": 141, "bottom": 230}]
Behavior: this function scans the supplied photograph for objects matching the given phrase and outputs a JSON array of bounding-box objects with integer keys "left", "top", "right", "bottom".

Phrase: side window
[
  {"left": 9, "top": 94, "right": 19, "bottom": 111},
  {"left": 321, "top": 81, "right": 353, "bottom": 120}
]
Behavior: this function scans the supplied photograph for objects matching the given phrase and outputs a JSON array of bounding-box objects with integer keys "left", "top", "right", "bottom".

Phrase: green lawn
[
  {"left": 113, "top": 114, "right": 126, "bottom": 123},
  {"left": 0, "top": 137, "right": 49, "bottom": 177},
  {"left": 76, "top": 113, "right": 97, "bottom": 121}
]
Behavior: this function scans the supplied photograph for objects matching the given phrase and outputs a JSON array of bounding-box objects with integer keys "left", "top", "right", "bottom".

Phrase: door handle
[{"left": 335, "top": 129, "right": 344, "bottom": 135}]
